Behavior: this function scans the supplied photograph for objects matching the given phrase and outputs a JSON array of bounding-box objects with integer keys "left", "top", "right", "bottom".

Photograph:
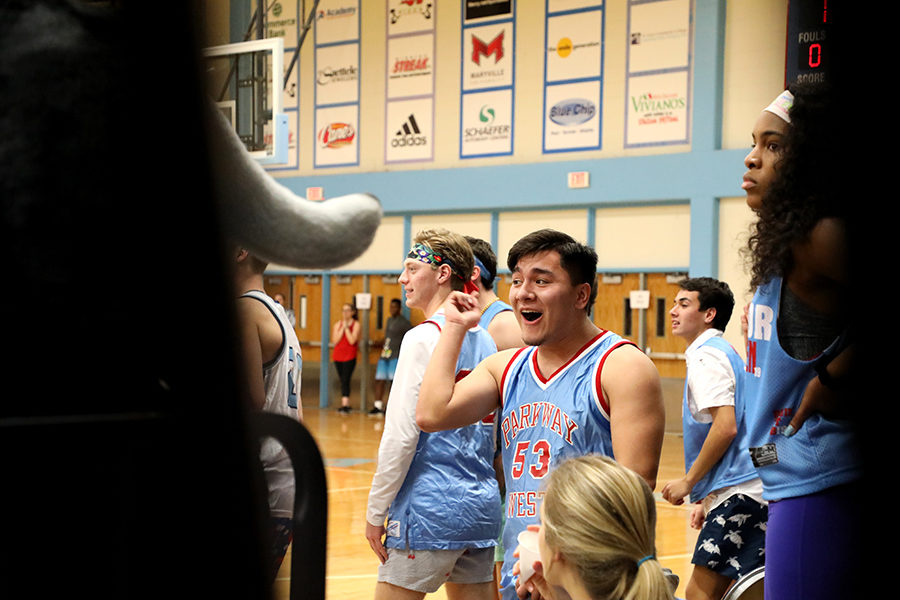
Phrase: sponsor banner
[
  {"left": 546, "top": 10, "right": 603, "bottom": 82},
  {"left": 385, "top": 98, "right": 433, "bottom": 163},
  {"left": 624, "top": 0, "right": 691, "bottom": 147},
  {"left": 385, "top": 2, "right": 435, "bottom": 164},
  {"left": 315, "top": 42, "right": 359, "bottom": 105},
  {"left": 265, "top": 0, "right": 300, "bottom": 49},
  {"left": 314, "top": 0, "right": 360, "bottom": 167},
  {"left": 262, "top": 1, "right": 300, "bottom": 172},
  {"left": 463, "top": 21, "right": 514, "bottom": 91},
  {"left": 460, "top": 89, "right": 513, "bottom": 157},
  {"left": 464, "top": 0, "right": 512, "bottom": 22},
  {"left": 387, "top": 0, "right": 435, "bottom": 35},
  {"left": 314, "top": 0, "right": 359, "bottom": 45},
  {"left": 386, "top": 33, "right": 435, "bottom": 99},
  {"left": 628, "top": 0, "right": 690, "bottom": 73},
  {"left": 625, "top": 71, "right": 688, "bottom": 146},
  {"left": 542, "top": 1, "right": 602, "bottom": 154},
  {"left": 460, "top": 1, "right": 514, "bottom": 159},
  {"left": 543, "top": 80, "right": 601, "bottom": 151},
  {"left": 315, "top": 105, "right": 359, "bottom": 167}
]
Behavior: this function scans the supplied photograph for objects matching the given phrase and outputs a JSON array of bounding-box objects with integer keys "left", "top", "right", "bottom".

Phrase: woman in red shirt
[{"left": 333, "top": 303, "right": 360, "bottom": 413}]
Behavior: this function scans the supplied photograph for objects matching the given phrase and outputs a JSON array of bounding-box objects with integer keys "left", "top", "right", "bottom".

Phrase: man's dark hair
[
  {"left": 507, "top": 229, "right": 598, "bottom": 314},
  {"left": 678, "top": 277, "right": 734, "bottom": 331},
  {"left": 465, "top": 236, "right": 498, "bottom": 288}
]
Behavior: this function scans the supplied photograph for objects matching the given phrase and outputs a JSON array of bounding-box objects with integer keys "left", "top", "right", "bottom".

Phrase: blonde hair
[
  {"left": 542, "top": 455, "right": 673, "bottom": 600},
  {"left": 411, "top": 229, "right": 474, "bottom": 292}
]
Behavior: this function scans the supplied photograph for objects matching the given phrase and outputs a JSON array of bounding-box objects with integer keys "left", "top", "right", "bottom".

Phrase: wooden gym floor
[{"left": 272, "top": 379, "right": 697, "bottom": 600}]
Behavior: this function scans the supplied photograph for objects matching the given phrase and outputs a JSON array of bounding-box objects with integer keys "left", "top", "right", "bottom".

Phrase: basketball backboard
[{"left": 203, "top": 37, "right": 288, "bottom": 164}]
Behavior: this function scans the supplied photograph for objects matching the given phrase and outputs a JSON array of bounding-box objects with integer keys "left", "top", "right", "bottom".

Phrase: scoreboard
[{"left": 785, "top": 0, "right": 832, "bottom": 86}]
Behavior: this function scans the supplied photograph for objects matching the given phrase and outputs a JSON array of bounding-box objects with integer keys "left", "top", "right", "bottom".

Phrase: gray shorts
[{"left": 377, "top": 546, "right": 494, "bottom": 593}]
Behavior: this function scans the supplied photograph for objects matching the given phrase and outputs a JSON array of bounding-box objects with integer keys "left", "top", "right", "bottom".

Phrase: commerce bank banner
[{"left": 263, "top": 0, "right": 301, "bottom": 171}]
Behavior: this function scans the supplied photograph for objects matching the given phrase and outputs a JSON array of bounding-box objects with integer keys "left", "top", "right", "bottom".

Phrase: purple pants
[{"left": 763, "top": 483, "right": 861, "bottom": 600}]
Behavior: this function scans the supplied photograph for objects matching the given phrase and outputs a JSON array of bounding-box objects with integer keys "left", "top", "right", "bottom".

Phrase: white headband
[{"left": 764, "top": 90, "right": 794, "bottom": 123}]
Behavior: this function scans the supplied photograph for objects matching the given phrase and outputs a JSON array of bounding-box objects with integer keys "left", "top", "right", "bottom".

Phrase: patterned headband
[
  {"left": 408, "top": 242, "right": 456, "bottom": 273},
  {"left": 407, "top": 242, "right": 478, "bottom": 295},
  {"left": 764, "top": 90, "right": 794, "bottom": 124}
]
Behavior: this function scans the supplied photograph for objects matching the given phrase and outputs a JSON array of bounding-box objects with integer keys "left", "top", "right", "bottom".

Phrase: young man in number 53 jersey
[{"left": 417, "top": 229, "right": 666, "bottom": 600}]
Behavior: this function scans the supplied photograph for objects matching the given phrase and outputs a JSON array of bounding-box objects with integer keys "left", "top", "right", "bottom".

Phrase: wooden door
[
  {"left": 292, "top": 275, "right": 323, "bottom": 363},
  {"left": 366, "top": 273, "right": 405, "bottom": 366},
  {"left": 329, "top": 275, "right": 365, "bottom": 354},
  {"left": 645, "top": 273, "right": 687, "bottom": 378},
  {"left": 593, "top": 273, "right": 641, "bottom": 342},
  {"left": 593, "top": 273, "right": 686, "bottom": 378}
]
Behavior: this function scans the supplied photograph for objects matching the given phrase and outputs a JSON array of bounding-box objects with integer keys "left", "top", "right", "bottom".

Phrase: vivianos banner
[{"left": 624, "top": 0, "right": 692, "bottom": 147}]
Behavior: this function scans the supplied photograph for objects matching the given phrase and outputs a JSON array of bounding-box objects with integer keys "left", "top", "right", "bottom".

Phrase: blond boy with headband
[{"left": 365, "top": 229, "right": 500, "bottom": 600}]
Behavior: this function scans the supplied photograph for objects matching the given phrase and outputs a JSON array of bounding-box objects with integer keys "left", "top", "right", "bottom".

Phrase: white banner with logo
[
  {"left": 315, "top": 104, "right": 359, "bottom": 167},
  {"left": 314, "top": 0, "right": 360, "bottom": 168},
  {"left": 625, "top": 0, "right": 691, "bottom": 147},
  {"left": 460, "top": 2, "right": 514, "bottom": 159},
  {"left": 542, "top": 1, "right": 603, "bottom": 153},
  {"left": 625, "top": 71, "right": 688, "bottom": 146},
  {"left": 315, "top": 0, "right": 359, "bottom": 44},
  {"left": 543, "top": 80, "right": 601, "bottom": 152},
  {"left": 315, "top": 42, "right": 359, "bottom": 106},
  {"left": 386, "top": 97, "right": 433, "bottom": 163},
  {"left": 462, "top": 21, "right": 514, "bottom": 91},
  {"left": 387, "top": 33, "right": 435, "bottom": 99},
  {"left": 461, "top": 88, "right": 513, "bottom": 157},
  {"left": 545, "top": 9, "right": 602, "bottom": 83},
  {"left": 266, "top": 0, "right": 299, "bottom": 48},
  {"left": 388, "top": 0, "right": 436, "bottom": 35},
  {"left": 385, "top": 0, "right": 436, "bottom": 164}
]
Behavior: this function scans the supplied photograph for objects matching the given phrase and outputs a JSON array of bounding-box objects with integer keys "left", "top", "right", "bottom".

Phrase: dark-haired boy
[{"left": 662, "top": 277, "right": 767, "bottom": 600}]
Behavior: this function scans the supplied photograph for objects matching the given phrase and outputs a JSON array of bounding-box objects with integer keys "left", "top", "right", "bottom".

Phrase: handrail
[{"left": 251, "top": 413, "right": 328, "bottom": 600}]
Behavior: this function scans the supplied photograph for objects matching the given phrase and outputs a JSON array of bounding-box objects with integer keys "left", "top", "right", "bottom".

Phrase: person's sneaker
[
  {"left": 367, "top": 406, "right": 384, "bottom": 416},
  {"left": 337, "top": 405, "right": 351, "bottom": 414}
]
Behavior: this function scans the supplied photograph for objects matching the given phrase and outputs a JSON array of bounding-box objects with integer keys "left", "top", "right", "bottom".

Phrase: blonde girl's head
[{"left": 541, "top": 455, "right": 674, "bottom": 600}]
